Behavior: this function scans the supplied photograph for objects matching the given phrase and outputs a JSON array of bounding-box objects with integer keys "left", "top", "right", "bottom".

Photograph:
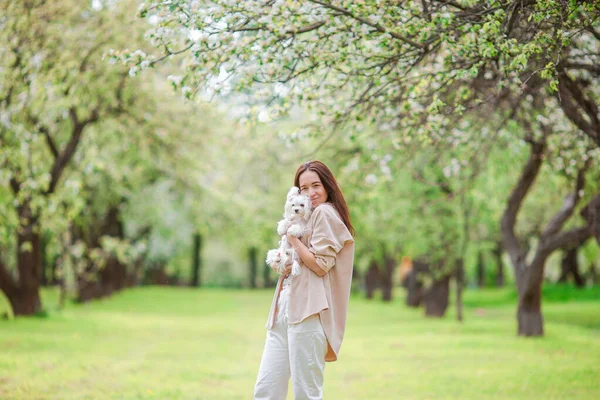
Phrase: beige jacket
[{"left": 266, "top": 202, "right": 355, "bottom": 362}]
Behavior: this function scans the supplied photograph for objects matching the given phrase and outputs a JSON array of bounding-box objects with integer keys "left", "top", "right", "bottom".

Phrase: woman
[{"left": 254, "top": 160, "right": 355, "bottom": 400}]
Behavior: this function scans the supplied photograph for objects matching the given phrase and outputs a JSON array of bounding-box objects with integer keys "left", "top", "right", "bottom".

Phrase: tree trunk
[
  {"left": 517, "top": 284, "right": 544, "bottom": 336},
  {"left": 476, "top": 251, "right": 485, "bottom": 287},
  {"left": 501, "top": 138, "right": 546, "bottom": 337},
  {"left": 144, "top": 260, "right": 170, "bottom": 285},
  {"left": 77, "top": 275, "right": 107, "bottom": 303},
  {"left": 40, "top": 233, "right": 49, "bottom": 286},
  {"left": 51, "top": 260, "right": 58, "bottom": 285},
  {"left": 424, "top": 273, "right": 450, "bottom": 317},
  {"left": 381, "top": 256, "right": 395, "bottom": 302},
  {"left": 403, "top": 260, "right": 428, "bottom": 307},
  {"left": 249, "top": 247, "right": 257, "bottom": 289},
  {"left": 559, "top": 247, "right": 584, "bottom": 287},
  {"left": 493, "top": 243, "right": 505, "bottom": 287},
  {"left": 455, "top": 258, "right": 464, "bottom": 322},
  {"left": 102, "top": 206, "right": 126, "bottom": 292},
  {"left": 351, "top": 266, "right": 360, "bottom": 293},
  {"left": 365, "top": 260, "right": 379, "bottom": 300},
  {"left": 75, "top": 205, "right": 129, "bottom": 302},
  {"left": 12, "top": 201, "right": 43, "bottom": 316},
  {"left": 126, "top": 256, "right": 145, "bottom": 287},
  {"left": 7, "top": 288, "right": 41, "bottom": 316},
  {"left": 191, "top": 233, "right": 202, "bottom": 287}
]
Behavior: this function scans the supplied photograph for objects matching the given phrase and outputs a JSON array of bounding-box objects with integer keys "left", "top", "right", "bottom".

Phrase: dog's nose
[{"left": 294, "top": 209, "right": 299, "bottom": 213}]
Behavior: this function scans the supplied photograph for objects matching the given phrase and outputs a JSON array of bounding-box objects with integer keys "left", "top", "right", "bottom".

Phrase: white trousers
[{"left": 254, "top": 281, "right": 328, "bottom": 400}]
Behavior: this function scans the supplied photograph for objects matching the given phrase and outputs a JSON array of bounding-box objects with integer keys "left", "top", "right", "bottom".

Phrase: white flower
[
  {"left": 168, "top": 75, "right": 184, "bottom": 85},
  {"left": 128, "top": 66, "right": 138, "bottom": 77},
  {"left": 365, "top": 174, "right": 378, "bottom": 185},
  {"left": 188, "top": 29, "right": 205, "bottom": 42}
]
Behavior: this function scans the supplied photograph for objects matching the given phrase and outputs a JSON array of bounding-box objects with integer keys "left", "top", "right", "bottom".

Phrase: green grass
[{"left": 0, "top": 286, "right": 599, "bottom": 400}]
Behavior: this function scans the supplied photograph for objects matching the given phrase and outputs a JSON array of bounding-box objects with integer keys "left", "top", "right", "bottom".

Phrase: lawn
[{"left": 0, "top": 285, "right": 599, "bottom": 399}]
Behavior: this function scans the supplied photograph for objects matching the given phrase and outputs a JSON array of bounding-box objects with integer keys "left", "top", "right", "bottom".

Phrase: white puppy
[
  {"left": 274, "top": 187, "right": 312, "bottom": 276},
  {"left": 266, "top": 248, "right": 289, "bottom": 274},
  {"left": 277, "top": 187, "right": 312, "bottom": 238}
]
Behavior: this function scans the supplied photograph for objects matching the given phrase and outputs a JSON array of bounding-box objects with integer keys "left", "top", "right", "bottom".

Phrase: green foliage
[{"left": 127, "top": 1, "right": 600, "bottom": 148}]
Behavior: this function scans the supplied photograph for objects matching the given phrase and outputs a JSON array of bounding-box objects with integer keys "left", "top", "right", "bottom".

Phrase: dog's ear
[
  {"left": 303, "top": 196, "right": 313, "bottom": 220},
  {"left": 304, "top": 206, "right": 312, "bottom": 221},
  {"left": 286, "top": 186, "right": 300, "bottom": 200}
]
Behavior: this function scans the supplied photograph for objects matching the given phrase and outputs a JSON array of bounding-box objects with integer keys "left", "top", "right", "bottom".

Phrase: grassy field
[{"left": 0, "top": 285, "right": 599, "bottom": 399}]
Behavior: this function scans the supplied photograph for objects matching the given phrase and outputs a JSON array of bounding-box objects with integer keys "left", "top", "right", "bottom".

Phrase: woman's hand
[{"left": 286, "top": 234, "right": 302, "bottom": 250}]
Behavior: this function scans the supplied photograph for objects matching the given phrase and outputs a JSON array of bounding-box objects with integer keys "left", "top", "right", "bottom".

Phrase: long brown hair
[{"left": 294, "top": 160, "right": 355, "bottom": 237}]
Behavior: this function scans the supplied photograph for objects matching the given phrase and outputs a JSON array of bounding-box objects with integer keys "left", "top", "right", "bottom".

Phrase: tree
[
  {"left": 0, "top": 0, "right": 218, "bottom": 314},
  {"left": 501, "top": 123, "right": 600, "bottom": 336},
  {"left": 0, "top": 0, "right": 139, "bottom": 315},
  {"left": 129, "top": 1, "right": 600, "bottom": 146}
]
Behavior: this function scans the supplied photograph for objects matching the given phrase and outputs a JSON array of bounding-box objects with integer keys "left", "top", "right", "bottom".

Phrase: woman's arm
[{"left": 286, "top": 234, "right": 326, "bottom": 277}]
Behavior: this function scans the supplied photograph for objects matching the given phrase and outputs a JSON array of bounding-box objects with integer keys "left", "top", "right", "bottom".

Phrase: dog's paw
[
  {"left": 287, "top": 225, "right": 303, "bottom": 237},
  {"left": 277, "top": 220, "right": 289, "bottom": 236}
]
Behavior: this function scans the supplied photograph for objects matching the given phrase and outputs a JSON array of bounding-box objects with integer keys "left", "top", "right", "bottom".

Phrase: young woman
[{"left": 254, "top": 160, "right": 355, "bottom": 400}]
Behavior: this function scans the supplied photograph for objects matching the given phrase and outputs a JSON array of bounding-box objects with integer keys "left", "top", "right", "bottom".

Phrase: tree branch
[
  {"left": 79, "top": 39, "right": 110, "bottom": 73},
  {"left": 308, "top": 0, "right": 426, "bottom": 49},
  {"left": 150, "top": 43, "right": 194, "bottom": 66},
  {"left": 108, "top": 73, "right": 128, "bottom": 115},
  {"left": 563, "top": 62, "right": 600, "bottom": 75},
  {"left": 580, "top": 192, "right": 600, "bottom": 245},
  {"left": 557, "top": 72, "right": 600, "bottom": 147},
  {"left": 432, "top": 0, "right": 469, "bottom": 12},
  {"left": 9, "top": 177, "right": 21, "bottom": 195},
  {"left": 41, "top": 126, "right": 59, "bottom": 159},
  {"left": 586, "top": 26, "right": 600, "bottom": 41},
  {"left": 541, "top": 160, "right": 589, "bottom": 238},
  {"left": 539, "top": 226, "right": 592, "bottom": 257},
  {"left": 501, "top": 138, "right": 546, "bottom": 270},
  {"left": 47, "top": 106, "right": 100, "bottom": 194},
  {"left": 233, "top": 20, "right": 326, "bottom": 37}
]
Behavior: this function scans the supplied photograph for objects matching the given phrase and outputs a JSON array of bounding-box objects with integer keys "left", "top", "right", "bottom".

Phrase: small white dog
[
  {"left": 266, "top": 248, "right": 290, "bottom": 274},
  {"left": 277, "top": 187, "right": 312, "bottom": 238},
  {"left": 274, "top": 187, "right": 312, "bottom": 276}
]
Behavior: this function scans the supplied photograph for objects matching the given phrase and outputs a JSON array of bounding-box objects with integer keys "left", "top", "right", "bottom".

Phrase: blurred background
[{"left": 1, "top": 1, "right": 599, "bottom": 399}]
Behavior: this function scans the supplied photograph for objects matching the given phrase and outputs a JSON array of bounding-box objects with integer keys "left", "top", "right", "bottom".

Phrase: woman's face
[{"left": 299, "top": 169, "right": 328, "bottom": 208}]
